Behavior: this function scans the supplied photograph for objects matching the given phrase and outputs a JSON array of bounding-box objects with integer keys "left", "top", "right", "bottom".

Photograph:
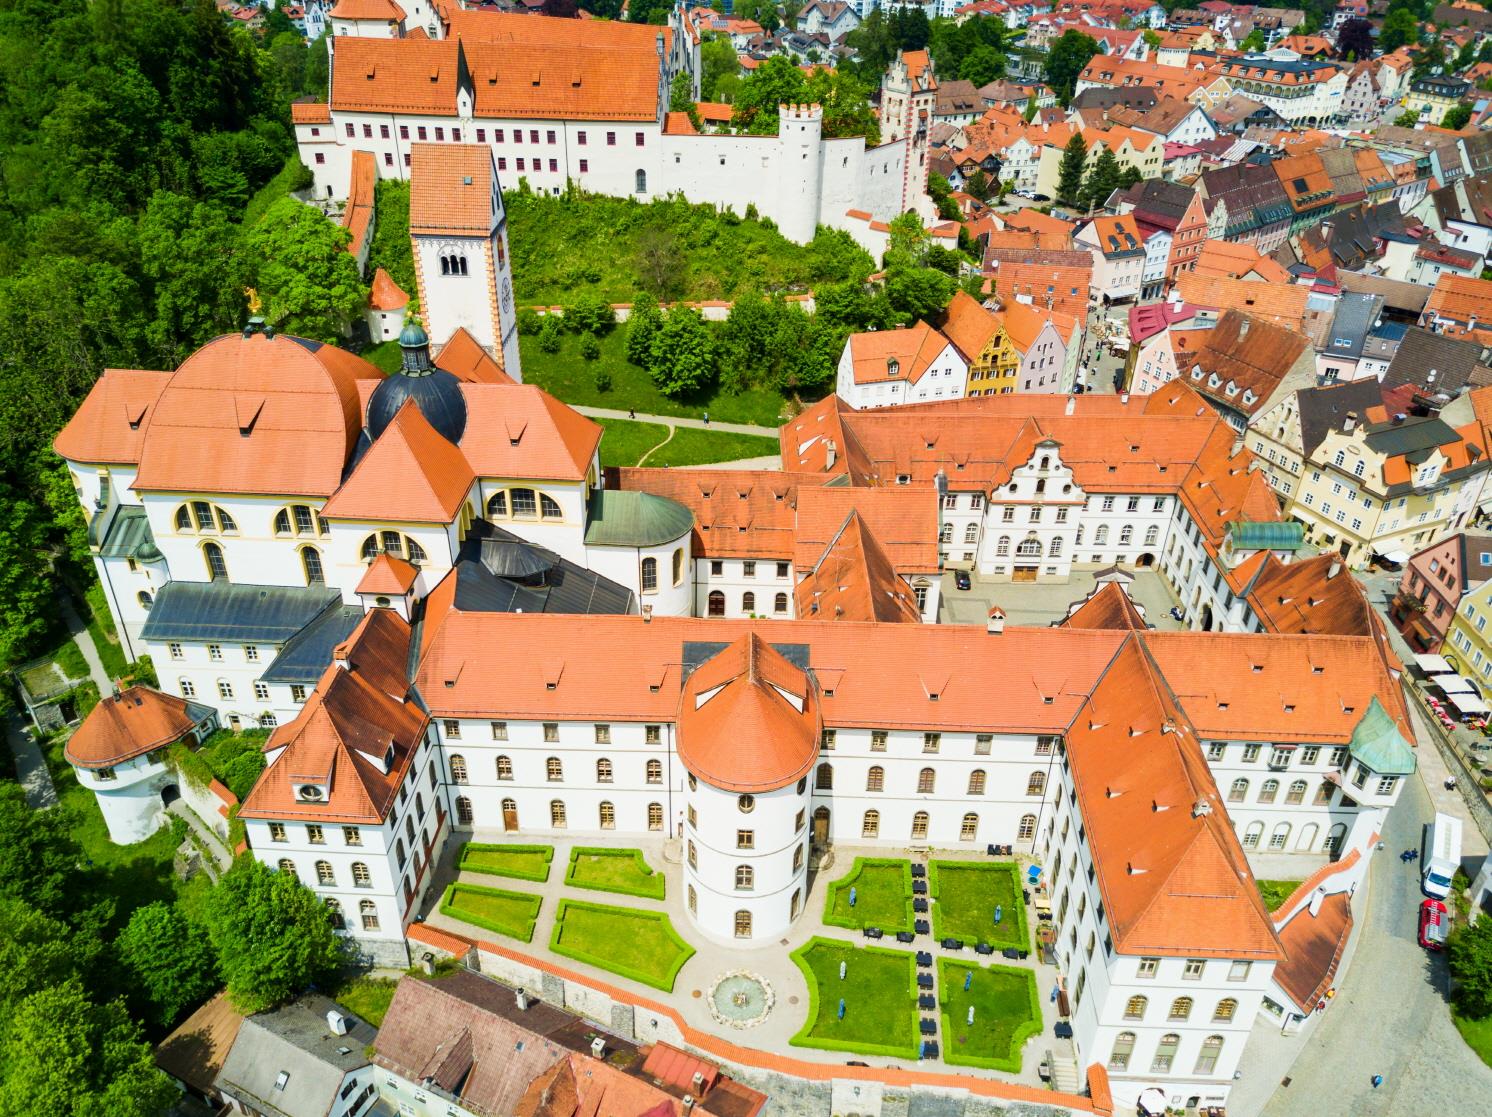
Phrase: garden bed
[
  {"left": 549, "top": 899, "right": 694, "bottom": 991},
  {"left": 564, "top": 847, "right": 665, "bottom": 900},
  {"left": 788, "top": 937, "right": 919, "bottom": 1059},
  {"left": 937, "top": 959, "right": 1041, "bottom": 1072},
  {"left": 440, "top": 883, "right": 543, "bottom": 943},
  {"left": 929, "top": 861, "right": 1028, "bottom": 951},
  {"left": 1255, "top": 879, "right": 1304, "bottom": 912},
  {"left": 823, "top": 858, "right": 914, "bottom": 933},
  {"left": 458, "top": 843, "right": 554, "bottom": 883}
]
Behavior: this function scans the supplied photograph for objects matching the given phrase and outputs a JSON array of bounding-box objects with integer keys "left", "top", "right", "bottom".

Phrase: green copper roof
[
  {"left": 584, "top": 489, "right": 693, "bottom": 549},
  {"left": 1228, "top": 520, "right": 1306, "bottom": 552},
  {"left": 1347, "top": 696, "right": 1417, "bottom": 777},
  {"left": 97, "top": 506, "right": 162, "bottom": 563}
]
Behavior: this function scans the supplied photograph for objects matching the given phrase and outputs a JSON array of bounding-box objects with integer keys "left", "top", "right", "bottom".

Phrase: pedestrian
[
  {"left": 629, "top": 408, "right": 636, "bottom": 419},
  {"left": 703, "top": 411, "right": 710, "bottom": 426}
]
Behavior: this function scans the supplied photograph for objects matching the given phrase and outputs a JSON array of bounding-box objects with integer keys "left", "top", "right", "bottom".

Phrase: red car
[{"left": 1419, "top": 898, "right": 1449, "bottom": 951}]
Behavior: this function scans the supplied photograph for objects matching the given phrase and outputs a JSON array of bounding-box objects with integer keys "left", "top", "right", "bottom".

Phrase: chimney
[
  {"left": 825, "top": 439, "right": 837, "bottom": 468},
  {"left": 683, "top": 1097, "right": 696, "bottom": 1114},
  {"left": 590, "top": 1037, "right": 606, "bottom": 1059},
  {"left": 1343, "top": 411, "right": 1357, "bottom": 433},
  {"left": 691, "top": 1072, "right": 706, "bottom": 1092},
  {"left": 987, "top": 606, "right": 1006, "bottom": 635},
  {"left": 326, "top": 1011, "right": 350, "bottom": 1036},
  {"left": 642, "top": 604, "right": 653, "bottom": 623},
  {"left": 515, "top": 988, "right": 531, "bottom": 1011},
  {"left": 1119, "top": 391, "right": 1130, "bottom": 404},
  {"left": 1191, "top": 798, "right": 1213, "bottom": 818},
  {"left": 1064, "top": 394, "right": 1076, "bottom": 416}
]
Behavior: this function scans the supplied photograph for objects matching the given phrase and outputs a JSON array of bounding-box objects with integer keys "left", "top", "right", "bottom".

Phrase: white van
[{"left": 1422, "top": 813, "right": 1463, "bottom": 899}]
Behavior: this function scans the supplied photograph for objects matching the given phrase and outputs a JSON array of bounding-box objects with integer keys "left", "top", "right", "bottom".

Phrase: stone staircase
[{"left": 1045, "top": 1045, "right": 1082, "bottom": 1094}]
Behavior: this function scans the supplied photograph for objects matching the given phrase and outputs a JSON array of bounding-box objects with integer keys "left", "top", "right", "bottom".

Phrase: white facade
[
  {"left": 835, "top": 335, "right": 970, "bottom": 410},
  {"left": 77, "top": 750, "right": 178, "bottom": 844}
]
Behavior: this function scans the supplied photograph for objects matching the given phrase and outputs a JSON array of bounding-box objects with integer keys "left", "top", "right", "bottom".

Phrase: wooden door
[
  {"left": 502, "top": 802, "right": 518, "bottom": 831},
  {"left": 812, "top": 807, "right": 830, "bottom": 845},
  {"left": 1013, "top": 566, "right": 1038, "bottom": 583}
]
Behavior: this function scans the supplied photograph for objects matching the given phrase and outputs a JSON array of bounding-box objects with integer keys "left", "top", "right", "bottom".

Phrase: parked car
[
  {"left": 954, "top": 570, "right": 971, "bottom": 591},
  {"left": 1419, "top": 898, "right": 1448, "bottom": 950}
]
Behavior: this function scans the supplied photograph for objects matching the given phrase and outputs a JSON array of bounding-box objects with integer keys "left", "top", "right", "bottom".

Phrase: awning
[
  {"left": 1377, "top": 549, "right": 1411, "bottom": 564},
  {"left": 1445, "top": 691, "right": 1491, "bottom": 716},
  {"left": 1415, "top": 653, "right": 1455, "bottom": 674},
  {"left": 1138, "top": 1088, "right": 1169, "bottom": 1116},
  {"left": 1436, "top": 675, "right": 1478, "bottom": 694}
]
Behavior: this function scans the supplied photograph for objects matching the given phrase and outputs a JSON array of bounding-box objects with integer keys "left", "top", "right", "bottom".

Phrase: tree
[
  {"left": 564, "top": 293, "right": 617, "bottom": 335},
  {"left": 367, "top": 180, "right": 415, "bottom": 295},
  {"left": 0, "top": 785, "right": 81, "bottom": 922},
  {"left": 626, "top": 291, "right": 663, "bottom": 365},
  {"left": 537, "top": 315, "right": 562, "bottom": 353},
  {"left": 0, "top": 981, "right": 176, "bottom": 1117},
  {"left": 1444, "top": 103, "right": 1474, "bottom": 130},
  {"left": 1044, "top": 31, "right": 1101, "bottom": 107},
  {"left": 730, "top": 55, "right": 880, "bottom": 141},
  {"left": 1240, "top": 29, "right": 1266, "bottom": 52},
  {"left": 959, "top": 45, "right": 1006, "bottom": 88},
  {"left": 1394, "top": 108, "right": 1422, "bottom": 127},
  {"left": 845, "top": 10, "right": 895, "bottom": 79},
  {"left": 245, "top": 197, "right": 367, "bottom": 343},
  {"left": 1057, "top": 132, "right": 1089, "bottom": 205},
  {"left": 700, "top": 34, "right": 740, "bottom": 102},
  {"left": 1079, "top": 146, "right": 1123, "bottom": 213},
  {"left": 0, "top": 485, "right": 58, "bottom": 675},
  {"left": 1449, "top": 916, "right": 1492, "bottom": 1019},
  {"left": 202, "top": 859, "right": 343, "bottom": 1014},
  {"left": 0, "top": 898, "right": 82, "bottom": 1020},
  {"left": 718, "top": 288, "right": 776, "bottom": 394},
  {"left": 636, "top": 227, "right": 687, "bottom": 301},
  {"left": 1380, "top": 8, "right": 1419, "bottom": 53},
  {"left": 1337, "top": 18, "right": 1375, "bottom": 62},
  {"left": 1142, "top": 29, "right": 1161, "bottom": 50},
  {"left": 808, "top": 226, "right": 874, "bottom": 284},
  {"left": 668, "top": 72, "right": 702, "bottom": 131},
  {"left": 137, "top": 192, "right": 248, "bottom": 366},
  {"left": 114, "top": 903, "right": 218, "bottom": 1029},
  {"left": 964, "top": 168, "right": 993, "bottom": 202},
  {"left": 884, "top": 266, "right": 956, "bottom": 323},
  {"left": 648, "top": 307, "right": 714, "bottom": 397}
]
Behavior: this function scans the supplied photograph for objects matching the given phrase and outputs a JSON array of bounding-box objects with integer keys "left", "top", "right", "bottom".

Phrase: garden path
[
  {"left": 57, "top": 593, "right": 113, "bottom": 695},
  {"left": 5, "top": 713, "right": 57, "bottom": 809},
  {"left": 574, "top": 406, "right": 779, "bottom": 438}
]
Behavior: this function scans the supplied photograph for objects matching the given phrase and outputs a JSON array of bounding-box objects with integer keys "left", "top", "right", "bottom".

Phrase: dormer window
[
  {"left": 887, "top": 357, "right": 901, "bottom": 377},
  {"left": 296, "top": 784, "right": 325, "bottom": 802}
]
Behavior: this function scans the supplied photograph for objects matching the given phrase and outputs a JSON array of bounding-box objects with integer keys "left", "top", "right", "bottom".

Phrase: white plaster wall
[
  {"left": 77, "top": 754, "right": 171, "bottom": 844},
  {"left": 584, "top": 536, "right": 689, "bottom": 617},
  {"left": 696, "top": 558, "right": 796, "bottom": 618}
]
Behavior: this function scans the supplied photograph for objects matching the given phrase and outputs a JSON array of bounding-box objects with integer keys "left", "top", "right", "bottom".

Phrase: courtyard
[
  {"left": 939, "top": 564, "right": 1187, "bottom": 629},
  {"left": 418, "top": 835, "right": 1063, "bottom": 1085}
]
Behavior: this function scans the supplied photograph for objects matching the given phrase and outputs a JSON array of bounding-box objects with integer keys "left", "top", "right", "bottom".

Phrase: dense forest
[{"left": 0, "top": 0, "right": 326, "bottom": 677}]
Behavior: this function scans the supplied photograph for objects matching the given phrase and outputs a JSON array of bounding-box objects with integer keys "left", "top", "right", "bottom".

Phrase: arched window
[
  {"left": 1242, "top": 821, "right": 1264, "bottom": 848},
  {"left": 648, "top": 802, "right": 663, "bottom": 830},
  {"left": 449, "top": 755, "right": 468, "bottom": 784},
  {"left": 550, "top": 800, "right": 567, "bottom": 827},
  {"left": 1286, "top": 779, "right": 1308, "bottom": 804},
  {"left": 1228, "top": 778, "right": 1248, "bottom": 802},
  {"left": 1119, "top": 525, "right": 1133, "bottom": 546},
  {"left": 1016, "top": 534, "right": 1042, "bottom": 557},
  {"left": 1049, "top": 536, "right": 1063, "bottom": 557},
  {"left": 275, "top": 505, "right": 326, "bottom": 536},
  {"left": 918, "top": 768, "right": 935, "bottom": 793},
  {"left": 1094, "top": 525, "right": 1109, "bottom": 545},
  {"left": 1026, "top": 770, "right": 1046, "bottom": 796},
  {"left": 496, "top": 755, "right": 513, "bottom": 780},
  {"left": 735, "top": 864, "right": 754, "bottom": 890},
  {"left": 1213, "top": 998, "right": 1238, "bottom": 1022},
  {"left": 486, "top": 491, "right": 508, "bottom": 518},
  {"left": 996, "top": 536, "right": 1010, "bottom": 556},
  {"left": 1124, "top": 995, "right": 1147, "bottom": 1019},
  {"left": 596, "top": 758, "right": 613, "bottom": 783},
  {"left": 646, "top": 758, "right": 662, "bottom": 784},
  {"left": 1169, "top": 996, "right": 1193, "bottom": 1021},
  {"left": 203, "top": 541, "right": 228, "bottom": 581},
  {"left": 734, "top": 909, "right": 751, "bottom": 938},
  {"left": 1326, "top": 822, "right": 1347, "bottom": 854},
  {"left": 360, "top": 900, "right": 380, "bottom": 931},
  {"left": 774, "top": 592, "right": 788, "bottom": 613},
  {"left": 1018, "top": 813, "right": 1036, "bottom": 840},
  {"left": 359, "top": 532, "right": 426, "bottom": 564},
  {"left": 278, "top": 859, "right": 297, "bottom": 879},
  {"left": 862, "top": 809, "right": 880, "bottom": 838},
  {"left": 1269, "top": 822, "right": 1291, "bottom": 850},
  {"left": 546, "top": 757, "right": 563, "bottom": 781},
  {"left": 441, "top": 256, "right": 450, "bottom": 276},
  {"left": 137, "top": 591, "right": 153, "bottom": 611},
  {"left": 816, "top": 762, "right": 833, "bottom": 790},
  {"left": 964, "top": 523, "right": 979, "bottom": 544},
  {"left": 316, "top": 861, "right": 335, "bottom": 886},
  {"left": 352, "top": 862, "right": 371, "bottom": 887},
  {"left": 326, "top": 899, "right": 345, "bottom": 930},
  {"left": 688, "top": 885, "right": 697, "bottom": 913},
  {"left": 968, "top": 769, "right": 986, "bottom": 795},
  {"left": 672, "top": 548, "right": 685, "bottom": 585},
  {"left": 960, "top": 813, "right": 978, "bottom": 840},
  {"left": 742, "top": 591, "right": 756, "bottom": 613},
  {"left": 708, "top": 590, "right": 726, "bottom": 616},
  {"left": 510, "top": 488, "right": 538, "bottom": 518},
  {"left": 865, "top": 766, "right": 885, "bottom": 792},
  {"left": 1109, "top": 1032, "right": 1135, "bottom": 1071},
  {"left": 300, "top": 547, "right": 324, "bottom": 585},
  {"left": 540, "top": 494, "right": 562, "bottom": 519},
  {"left": 1152, "top": 1033, "right": 1180, "bottom": 1073},
  {"left": 456, "top": 796, "right": 473, "bottom": 824},
  {"left": 1194, "top": 1035, "right": 1224, "bottom": 1075},
  {"left": 599, "top": 801, "right": 615, "bottom": 829},
  {"left": 1259, "top": 778, "right": 1280, "bottom": 803},
  {"left": 911, "top": 811, "right": 929, "bottom": 840},
  {"left": 636, "top": 169, "right": 647, "bottom": 194},
  {"left": 176, "top": 502, "right": 237, "bottom": 534},
  {"left": 1144, "top": 525, "right": 1159, "bottom": 546}
]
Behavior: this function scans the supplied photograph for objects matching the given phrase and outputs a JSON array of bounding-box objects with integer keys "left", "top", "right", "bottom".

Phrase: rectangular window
[
  {"left": 1137, "top": 957, "right": 1159, "bottom": 979},
  {"left": 270, "top": 823, "right": 287, "bottom": 842},
  {"left": 870, "top": 730, "right": 887, "bottom": 752},
  {"left": 635, "top": 131, "right": 645, "bottom": 146},
  {"left": 924, "top": 732, "right": 941, "bottom": 753},
  {"left": 495, "top": 129, "right": 505, "bottom": 143},
  {"left": 646, "top": 724, "right": 661, "bottom": 744},
  {"left": 497, "top": 158, "right": 506, "bottom": 171},
  {"left": 737, "top": 829, "right": 754, "bottom": 849},
  {"left": 975, "top": 733, "right": 993, "bottom": 755},
  {"left": 544, "top": 723, "right": 559, "bottom": 743},
  {"left": 548, "top": 158, "right": 557, "bottom": 172},
  {"left": 417, "top": 126, "right": 427, "bottom": 140},
  {"left": 254, "top": 681, "right": 270, "bottom": 701},
  {"left": 169, "top": 643, "right": 184, "bottom": 660},
  {"left": 594, "top": 724, "right": 610, "bottom": 744},
  {"left": 306, "top": 824, "right": 325, "bottom": 845},
  {"left": 476, "top": 128, "right": 486, "bottom": 142},
  {"left": 490, "top": 721, "right": 508, "bottom": 740},
  {"left": 743, "top": 560, "right": 757, "bottom": 577},
  {"left": 577, "top": 130, "right": 586, "bottom": 145},
  {"left": 443, "top": 720, "right": 461, "bottom": 740},
  {"left": 452, "top": 128, "right": 461, "bottom": 142},
  {"left": 383, "top": 152, "right": 393, "bottom": 167},
  {"left": 217, "top": 680, "right": 233, "bottom": 700},
  {"left": 1183, "top": 958, "right": 1205, "bottom": 980},
  {"left": 343, "top": 826, "right": 362, "bottom": 846},
  {"left": 821, "top": 729, "right": 836, "bottom": 750},
  {"left": 607, "top": 131, "right": 616, "bottom": 146},
  {"left": 345, "top": 123, "right": 355, "bottom": 137},
  {"left": 400, "top": 125, "right": 409, "bottom": 139},
  {"left": 291, "top": 684, "right": 307, "bottom": 702},
  {"left": 1242, "top": 744, "right": 1261, "bottom": 762},
  {"left": 578, "top": 158, "right": 588, "bottom": 173},
  {"left": 529, "top": 130, "right": 539, "bottom": 144},
  {"left": 547, "top": 129, "right": 557, "bottom": 144},
  {"left": 517, "top": 158, "right": 525, "bottom": 172},
  {"left": 1377, "top": 775, "right": 1399, "bottom": 795},
  {"left": 208, "top": 644, "right": 223, "bottom": 661},
  {"left": 1229, "top": 960, "right": 1252, "bottom": 981}
]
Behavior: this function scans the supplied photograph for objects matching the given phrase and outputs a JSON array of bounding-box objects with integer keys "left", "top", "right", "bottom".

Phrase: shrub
[
  {"left": 537, "top": 316, "right": 562, "bottom": 354},
  {"left": 592, "top": 366, "right": 612, "bottom": 392},
  {"left": 566, "top": 293, "right": 616, "bottom": 335},
  {"left": 579, "top": 331, "right": 600, "bottom": 360},
  {"left": 516, "top": 307, "right": 542, "bottom": 335}
]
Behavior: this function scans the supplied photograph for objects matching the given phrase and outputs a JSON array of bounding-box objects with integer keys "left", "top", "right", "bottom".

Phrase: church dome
[{"left": 365, "top": 320, "right": 468, "bottom": 445}]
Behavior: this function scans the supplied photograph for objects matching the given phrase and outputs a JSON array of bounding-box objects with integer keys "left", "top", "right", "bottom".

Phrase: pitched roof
[
  {"left": 217, "top": 997, "right": 376, "bottom": 1115},
  {"left": 53, "top": 369, "right": 173, "bottom": 465},
  {"left": 369, "top": 267, "right": 409, "bottom": 312},
  {"left": 582, "top": 489, "right": 694, "bottom": 548},
  {"left": 1077, "top": 213, "right": 1144, "bottom": 257},
  {"left": 154, "top": 992, "right": 244, "bottom": 1097},
  {"left": 1246, "top": 553, "right": 1376, "bottom": 637},
  {"left": 1174, "top": 274, "right": 1310, "bottom": 330},
  {"left": 459, "top": 384, "right": 601, "bottom": 481},
  {"left": 612, "top": 468, "right": 816, "bottom": 560},
  {"left": 65, "top": 686, "right": 213, "bottom": 769},
  {"left": 410, "top": 143, "right": 497, "bottom": 237},
  {"left": 844, "top": 322, "right": 955, "bottom": 385},
  {"left": 1295, "top": 378, "right": 1386, "bottom": 458},
  {"left": 1191, "top": 239, "right": 1291, "bottom": 283},
  {"left": 322, "top": 400, "right": 474, "bottom": 523},
  {"left": 794, "top": 511, "right": 923, "bottom": 624},
  {"left": 938, "top": 291, "right": 1002, "bottom": 363},
  {"left": 330, "top": 0, "right": 406, "bottom": 18},
  {"left": 1383, "top": 327, "right": 1491, "bottom": 396},
  {"left": 791, "top": 486, "right": 939, "bottom": 574},
  {"left": 1273, "top": 892, "right": 1352, "bottom": 1010},
  {"left": 1060, "top": 582, "right": 1149, "bottom": 630},
  {"left": 435, "top": 328, "right": 517, "bottom": 385},
  {"left": 357, "top": 552, "right": 420, "bottom": 595}
]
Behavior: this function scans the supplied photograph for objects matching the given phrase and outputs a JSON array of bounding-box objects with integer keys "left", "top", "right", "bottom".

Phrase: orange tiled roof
[
  {"left": 290, "top": 100, "right": 331, "bottom": 124},
  {"left": 613, "top": 468, "right": 816, "bottom": 560},
  {"left": 1425, "top": 273, "right": 1492, "bottom": 341},
  {"left": 939, "top": 291, "right": 1002, "bottom": 363},
  {"left": 1060, "top": 582, "right": 1149, "bottom": 630},
  {"left": 1175, "top": 275, "right": 1310, "bottom": 330},
  {"left": 330, "top": 0, "right": 406, "bottom": 19},
  {"left": 458, "top": 384, "right": 600, "bottom": 481},
  {"left": 1001, "top": 298, "right": 1058, "bottom": 352},
  {"left": 1273, "top": 892, "right": 1352, "bottom": 1010},
  {"left": 434, "top": 328, "right": 516, "bottom": 385},
  {"left": 409, "top": 144, "right": 496, "bottom": 237},
  {"left": 357, "top": 552, "right": 420, "bottom": 596},
  {"left": 792, "top": 486, "right": 940, "bottom": 574},
  {"left": 663, "top": 111, "right": 699, "bottom": 135},
  {"left": 1079, "top": 213, "right": 1143, "bottom": 257},
  {"left": 1246, "top": 553, "right": 1376, "bottom": 637},
  {"left": 845, "top": 322, "right": 954, "bottom": 385},
  {"left": 53, "top": 369, "right": 172, "bottom": 465},
  {"left": 1191, "top": 240, "right": 1292, "bottom": 284},
  {"left": 329, "top": 37, "right": 461, "bottom": 117},
  {"left": 369, "top": 267, "right": 409, "bottom": 312},
  {"left": 323, "top": 399, "right": 475, "bottom": 523},
  {"left": 794, "top": 511, "right": 924, "bottom": 624},
  {"left": 342, "top": 150, "right": 376, "bottom": 259},
  {"left": 65, "top": 686, "right": 205, "bottom": 769}
]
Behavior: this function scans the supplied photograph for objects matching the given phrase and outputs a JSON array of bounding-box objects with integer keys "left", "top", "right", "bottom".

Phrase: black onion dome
[{"left": 365, "top": 320, "right": 468, "bottom": 444}]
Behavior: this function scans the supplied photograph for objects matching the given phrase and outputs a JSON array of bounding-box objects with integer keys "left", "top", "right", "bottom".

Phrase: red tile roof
[
  {"left": 1060, "top": 582, "right": 1149, "bottom": 630},
  {"left": 370, "top": 267, "right": 409, "bottom": 312},
  {"left": 65, "top": 686, "right": 206, "bottom": 769},
  {"left": 53, "top": 369, "right": 172, "bottom": 465},
  {"left": 1273, "top": 892, "right": 1353, "bottom": 1010},
  {"left": 330, "top": 0, "right": 406, "bottom": 18},
  {"left": 290, "top": 100, "right": 332, "bottom": 124},
  {"left": 459, "top": 384, "right": 600, "bottom": 481},
  {"left": 794, "top": 510, "right": 924, "bottom": 624},
  {"left": 357, "top": 553, "right": 420, "bottom": 595},
  {"left": 844, "top": 322, "right": 955, "bottom": 385},
  {"left": 435, "top": 328, "right": 516, "bottom": 385},
  {"left": 342, "top": 150, "right": 376, "bottom": 259},
  {"left": 321, "top": 399, "right": 475, "bottom": 523},
  {"left": 410, "top": 144, "right": 496, "bottom": 237}
]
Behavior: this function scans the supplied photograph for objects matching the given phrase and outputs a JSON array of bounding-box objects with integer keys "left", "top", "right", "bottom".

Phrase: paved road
[
  {"left": 57, "top": 592, "right": 114, "bottom": 694},
  {"left": 5, "top": 713, "right": 57, "bottom": 809},
  {"left": 1260, "top": 772, "right": 1492, "bottom": 1117},
  {"left": 573, "top": 405, "right": 779, "bottom": 438}
]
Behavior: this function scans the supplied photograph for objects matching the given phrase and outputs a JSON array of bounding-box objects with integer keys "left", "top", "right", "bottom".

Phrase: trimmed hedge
[
  {"left": 928, "top": 860, "right": 1029, "bottom": 951},
  {"left": 936, "top": 958, "right": 1042, "bottom": 1072},
  {"left": 822, "top": 857, "right": 915, "bottom": 934},
  {"left": 788, "top": 936, "right": 920, "bottom": 1059},
  {"left": 458, "top": 842, "right": 555, "bottom": 883},
  {"left": 549, "top": 899, "right": 695, "bottom": 992},
  {"left": 441, "top": 882, "right": 543, "bottom": 943},
  {"left": 564, "top": 847, "right": 665, "bottom": 900}
]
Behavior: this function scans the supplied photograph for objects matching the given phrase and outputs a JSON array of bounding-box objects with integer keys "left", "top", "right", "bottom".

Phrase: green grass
[
  {"left": 48, "top": 640, "right": 89, "bottom": 682},
  {"left": 330, "top": 975, "right": 399, "bottom": 1028},
  {"left": 823, "top": 858, "right": 914, "bottom": 933},
  {"left": 564, "top": 847, "right": 665, "bottom": 900},
  {"left": 361, "top": 340, "right": 402, "bottom": 375},
  {"left": 789, "top": 937, "right": 920, "bottom": 1059},
  {"left": 1454, "top": 1011, "right": 1492, "bottom": 1068},
  {"left": 441, "top": 883, "right": 543, "bottom": 942},
  {"left": 937, "top": 960, "right": 1042, "bottom": 1072},
  {"left": 1256, "top": 879, "right": 1304, "bottom": 911},
  {"left": 645, "top": 427, "right": 779, "bottom": 466},
  {"left": 549, "top": 899, "right": 694, "bottom": 991},
  {"left": 458, "top": 843, "right": 554, "bottom": 883},
  {"left": 83, "top": 582, "right": 129, "bottom": 680},
  {"left": 597, "top": 418, "right": 670, "bottom": 467},
  {"left": 929, "top": 862, "right": 1028, "bottom": 950},
  {"left": 519, "top": 329, "right": 787, "bottom": 427}
]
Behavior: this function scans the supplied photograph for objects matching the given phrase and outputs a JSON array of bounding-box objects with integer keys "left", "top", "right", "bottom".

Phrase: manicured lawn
[
  {"left": 1256, "top": 879, "right": 1304, "bottom": 911},
  {"left": 645, "top": 427, "right": 779, "bottom": 466},
  {"left": 48, "top": 639, "right": 89, "bottom": 682},
  {"left": 823, "top": 858, "right": 913, "bottom": 933},
  {"left": 565, "top": 847, "right": 665, "bottom": 900},
  {"left": 938, "top": 959, "right": 1042, "bottom": 1072},
  {"left": 441, "top": 882, "right": 543, "bottom": 943},
  {"left": 331, "top": 975, "right": 399, "bottom": 1028},
  {"left": 519, "top": 330, "right": 787, "bottom": 427},
  {"left": 361, "top": 339, "right": 402, "bottom": 375},
  {"left": 929, "top": 861, "right": 1028, "bottom": 951},
  {"left": 1455, "top": 1011, "right": 1492, "bottom": 1068},
  {"left": 789, "top": 937, "right": 919, "bottom": 1059},
  {"left": 549, "top": 899, "right": 694, "bottom": 991},
  {"left": 597, "top": 418, "right": 670, "bottom": 467},
  {"left": 459, "top": 843, "right": 554, "bottom": 883}
]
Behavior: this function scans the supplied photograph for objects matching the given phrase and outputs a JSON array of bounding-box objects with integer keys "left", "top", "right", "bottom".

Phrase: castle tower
[
  {"left": 880, "top": 50, "right": 938, "bottom": 219},
  {"left": 408, "top": 143, "right": 521, "bottom": 380},
  {"left": 776, "top": 104, "right": 826, "bottom": 245}
]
